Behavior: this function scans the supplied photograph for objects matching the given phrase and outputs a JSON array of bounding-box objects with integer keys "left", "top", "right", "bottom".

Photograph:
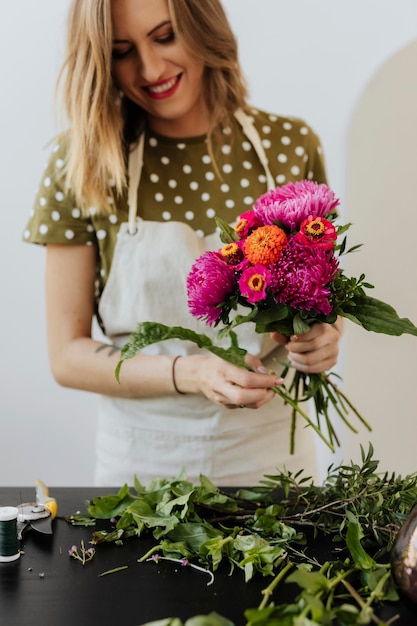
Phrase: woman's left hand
[{"left": 270, "top": 320, "right": 343, "bottom": 374}]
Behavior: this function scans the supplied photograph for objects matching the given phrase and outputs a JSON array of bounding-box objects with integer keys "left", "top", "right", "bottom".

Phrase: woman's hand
[
  {"left": 270, "top": 319, "right": 343, "bottom": 374},
  {"left": 175, "top": 354, "right": 284, "bottom": 410}
]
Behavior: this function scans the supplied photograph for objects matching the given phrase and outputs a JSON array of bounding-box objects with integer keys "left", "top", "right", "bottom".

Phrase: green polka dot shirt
[{"left": 23, "top": 108, "right": 327, "bottom": 302}]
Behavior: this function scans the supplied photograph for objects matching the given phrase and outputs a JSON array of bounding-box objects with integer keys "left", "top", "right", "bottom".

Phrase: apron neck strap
[
  {"left": 127, "top": 109, "right": 275, "bottom": 229},
  {"left": 233, "top": 108, "right": 276, "bottom": 191},
  {"left": 127, "top": 132, "right": 145, "bottom": 234}
]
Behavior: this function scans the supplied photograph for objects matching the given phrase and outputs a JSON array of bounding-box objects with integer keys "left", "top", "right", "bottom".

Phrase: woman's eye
[
  {"left": 155, "top": 30, "right": 175, "bottom": 45},
  {"left": 112, "top": 47, "right": 134, "bottom": 60}
]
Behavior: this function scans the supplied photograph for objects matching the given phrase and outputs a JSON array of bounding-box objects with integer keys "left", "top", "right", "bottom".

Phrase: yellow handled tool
[
  {"left": 35, "top": 479, "right": 58, "bottom": 519},
  {"left": 17, "top": 480, "right": 57, "bottom": 538}
]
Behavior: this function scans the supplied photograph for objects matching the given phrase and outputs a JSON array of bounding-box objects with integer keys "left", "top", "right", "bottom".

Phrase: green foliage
[
  {"left": 115, "top": 324, "right": 248, "bottom": 383},
  {"left": 339, "top": 295, "right": 417, "bottom": 336},
  {"left": 68, "top": 445, "right": 417, "bottom": 625}
]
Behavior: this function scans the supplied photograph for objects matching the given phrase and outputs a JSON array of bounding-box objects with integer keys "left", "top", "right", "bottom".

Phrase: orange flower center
[{"left": 244, "top": 225, "right": 288, "bottom": 266}]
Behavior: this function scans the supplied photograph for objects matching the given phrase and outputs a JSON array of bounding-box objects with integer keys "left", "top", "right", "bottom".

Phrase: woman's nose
[{"left": 138, "top": 46, "right": 166, "bottom": 84}]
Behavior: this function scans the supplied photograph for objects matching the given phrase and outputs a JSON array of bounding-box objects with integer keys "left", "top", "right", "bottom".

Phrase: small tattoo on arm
[{"left": 95, "top": 343, "right": 121, "bottom": 357}]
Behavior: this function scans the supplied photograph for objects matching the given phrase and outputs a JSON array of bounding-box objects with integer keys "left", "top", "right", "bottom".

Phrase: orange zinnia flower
[{"left": 244, "top": 225, "right": 288, "bottom": 266}]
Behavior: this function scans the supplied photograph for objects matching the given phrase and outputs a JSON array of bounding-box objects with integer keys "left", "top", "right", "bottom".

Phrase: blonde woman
[{"left": 23, "top": 0, "right": 342, "bottom": 486}]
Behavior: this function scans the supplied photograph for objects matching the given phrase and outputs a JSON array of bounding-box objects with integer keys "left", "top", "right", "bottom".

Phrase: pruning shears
[{"left": 16, "top": 480, "right": 58, "bottom": 539}]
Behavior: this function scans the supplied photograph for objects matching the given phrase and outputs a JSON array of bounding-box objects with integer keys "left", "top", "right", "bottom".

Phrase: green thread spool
[{"left": 0, "top": 507, "right": 20, "bottom": 562}]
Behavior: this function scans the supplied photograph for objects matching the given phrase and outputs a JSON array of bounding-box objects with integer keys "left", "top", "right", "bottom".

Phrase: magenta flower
[
  {"left": 187, "top": 251, "right": 237, "bottom": 325},
  {"left": 253, "top": 181, "right": 340, "bottom": 231},
  {"left": 235, "top": 210, "right": 262, "bottom": 238},
  {"left": 238, "top": 264, "right": 271, "bottom": 304},
  {"left": 296, "top": 215, "right": 337, "bottom": 250},
  {"left": 270, "top": 238, "right": 339, "bottom": 315}
]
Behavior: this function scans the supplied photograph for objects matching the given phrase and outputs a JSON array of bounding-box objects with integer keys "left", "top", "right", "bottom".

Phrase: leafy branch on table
[{"left": 64, "top": 444, "right": 417, "bottom": 625}]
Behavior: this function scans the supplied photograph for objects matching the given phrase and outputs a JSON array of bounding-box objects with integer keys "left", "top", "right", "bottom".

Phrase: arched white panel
[{"left": 343, "top": 39, "right": 417, "bottom": 474}]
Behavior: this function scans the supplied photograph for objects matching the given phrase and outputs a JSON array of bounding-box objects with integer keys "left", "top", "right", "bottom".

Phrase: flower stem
[
  {"left": 341, "top": 569, "right": 392, "bottom": 625},
  {"left": 323, "top": 374, "right": 372, "bottom": 431},
  {"left": 257, "top": 560, "right": 294, "bottom": 611},
  {"left": 272, "top": 385, "right": 335, "bottom": 452},
  {"left": 137, "top": 544, "right": 162, "bottom": 562}
]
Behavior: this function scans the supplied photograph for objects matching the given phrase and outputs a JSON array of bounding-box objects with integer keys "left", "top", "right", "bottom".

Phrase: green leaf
[
  {"left": 199, "top": 535, "right": 233, "bottom": 571},
  {"left": 244, "top": 606, "right": 285, "bottom": 626},
  {"left": 214, "top": 217, "right": 239, "bottom": 244},
  {"left": 286, "top": 569, "right": 331, "bottom": 594},
  {"left": 158, "top": 539, "right": 194, "bottom": 559},
  {"left": 195, "top": 483, "right": 239, "bottom": 513},
  {"left": 64, "top": 513, "right": 96, "bottom": 526},
  {"left": 167, "top": 522, "right": 222, "bottom": 553},
  {"left": 345, "top": 513, "right": 377, "bottom": 571},
  {"left": 87, "top": 483, "right": 134, "bottom": 519},
  {"left": 115, "top": 323, "right": 248, "bottom": 382},
  {"left": 341, "top": 295, "right": 417, "bottom": 336},
  {"left": 91, "top": 527, "right": 125, "bottom": 544},
  {"left": 293, "top": 313, "right": 311, "bottom": 336},
  {"left": 156, "top": 488, "right": 195, "bottom": 518},
  {"left": 252, "top": 303, "right": 291, "bottom": 325},
  {"left": 127, "top": 499, "right": 179, "bottom": 535},
  {"left": 236, "top": 537, "right": 287, "bottom": 581}
]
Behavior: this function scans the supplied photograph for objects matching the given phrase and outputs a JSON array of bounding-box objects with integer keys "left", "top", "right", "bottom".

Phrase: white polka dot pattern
[{"left": 24, "top": 108, "right": 328, "bottom": 303}]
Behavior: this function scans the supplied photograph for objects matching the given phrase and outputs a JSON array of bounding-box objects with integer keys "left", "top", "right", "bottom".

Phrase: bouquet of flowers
[{"left": 116, "top": 181, "right": 417, "bottom": 452}]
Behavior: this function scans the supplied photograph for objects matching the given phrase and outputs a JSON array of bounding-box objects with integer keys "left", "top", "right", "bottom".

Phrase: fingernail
[
  {"left": 290, "top": 335, "right": 299, "bottom": 341},
  {"left": 274, "top": 377, "right": 284, "bottom": 385},
  {"left": 256, "top": 365, "right": 269, "bottom": 374}
]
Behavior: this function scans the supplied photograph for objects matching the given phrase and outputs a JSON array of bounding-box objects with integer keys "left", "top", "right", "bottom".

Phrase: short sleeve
[{"left": 22, "top": 139, "right": 97, "bottom": 247}]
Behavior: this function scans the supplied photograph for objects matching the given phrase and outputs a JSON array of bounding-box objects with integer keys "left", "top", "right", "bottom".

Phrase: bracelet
[{"left": 172, "top": 356, "right": 186, "bottom": 395}]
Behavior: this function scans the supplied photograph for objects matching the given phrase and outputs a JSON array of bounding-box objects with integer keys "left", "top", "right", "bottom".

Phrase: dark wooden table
[{"left": 0, "top": 487, "right": 416, "bottom": 625}]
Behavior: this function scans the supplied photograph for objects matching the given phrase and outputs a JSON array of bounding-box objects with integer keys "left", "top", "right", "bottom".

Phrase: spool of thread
[{"left": 0, "top": 507, "right": 20, "bottom": 562}]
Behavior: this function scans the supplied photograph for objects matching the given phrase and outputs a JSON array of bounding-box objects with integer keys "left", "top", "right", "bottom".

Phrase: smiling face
[{"left": 111, "top": 0, "right": 208, "bottom": 137}]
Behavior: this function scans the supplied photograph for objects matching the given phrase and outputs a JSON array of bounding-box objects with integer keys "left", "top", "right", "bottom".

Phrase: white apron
[{"left": 96, "top": 110, "right": 318, "bottom": 486}]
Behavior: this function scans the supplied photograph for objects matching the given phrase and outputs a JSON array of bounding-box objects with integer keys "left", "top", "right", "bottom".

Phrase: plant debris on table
[{"left": 65, "top": 444, "right": 417, "bottom": 625}]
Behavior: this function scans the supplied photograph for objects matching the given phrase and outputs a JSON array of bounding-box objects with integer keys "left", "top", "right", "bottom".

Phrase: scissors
[{"left": 16, "top": 480, "right": 58, "bottom": 539}]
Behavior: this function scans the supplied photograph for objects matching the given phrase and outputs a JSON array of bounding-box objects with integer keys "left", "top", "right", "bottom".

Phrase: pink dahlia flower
[
  {"left": 238, "top": 264, "right": 272, "bottom": 304},
  {"left": 253, "top": 181, "right": 340, "bottom": 231},
  {"left": 187, "top": 251, "right": 237, "bottom": 325},
  {"left": 270, "top": 239, "right": 339, "bottom": 315}
]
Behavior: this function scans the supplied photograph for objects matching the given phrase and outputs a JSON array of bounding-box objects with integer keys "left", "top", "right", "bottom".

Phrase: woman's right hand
[{"left": 173, "top": 354, "right": 284, "bottom": 410}]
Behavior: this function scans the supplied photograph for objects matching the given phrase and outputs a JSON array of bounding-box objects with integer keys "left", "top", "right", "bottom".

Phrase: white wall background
[{"left": 1, "top": 1, "right": 416, "bottom": 486}]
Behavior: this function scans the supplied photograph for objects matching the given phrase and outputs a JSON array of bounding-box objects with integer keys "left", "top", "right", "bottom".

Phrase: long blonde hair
[{"left": 57, "top": 0, "right": 248, "bottom": 215}]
